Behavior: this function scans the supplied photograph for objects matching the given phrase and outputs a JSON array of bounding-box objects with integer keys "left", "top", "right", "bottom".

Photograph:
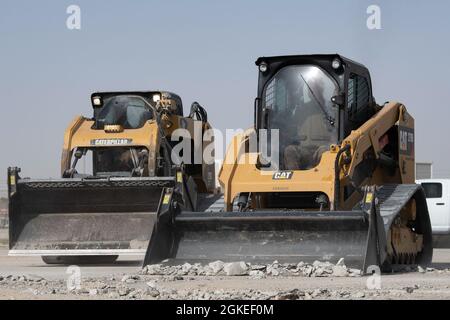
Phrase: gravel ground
[{"left": 1, "top": 246, "right": 450, "bottom": 300}]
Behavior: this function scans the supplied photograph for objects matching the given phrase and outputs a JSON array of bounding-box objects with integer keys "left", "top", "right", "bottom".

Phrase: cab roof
[{"left": 255, "top": 54, "right": 369, "bottom": 72}]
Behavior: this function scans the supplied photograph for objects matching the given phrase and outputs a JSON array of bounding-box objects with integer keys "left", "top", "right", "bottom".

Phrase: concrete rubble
[
  {"left": 0, "top": 262, "right": 449, "bottom": 300},
  {"left": 141, "top": 259, "right": 363, "bottom": 278}
]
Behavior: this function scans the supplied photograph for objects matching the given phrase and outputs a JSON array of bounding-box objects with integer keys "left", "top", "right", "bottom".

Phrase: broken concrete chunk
[
  {"left": 223, "top": 261, "right": 248, "bottom": 276},
  {"left": 88, "top": 289, "right": 98, "bottom": 296},
  {"left": 25, "top": 274, "right": 44, "bottom": 282},
  {"left": 353, "top": 291, "right": 365, "bottom": 298},
  {"left": 331, "top": 265, "right": 348, "bottom": 277},
  {"left": 181, "top": 263, "right": 193, "bottom": 274},
  {"left": 144, "top": 264, "right": 163, "bottom": 275},
  {"left": 208, "top": 260, "right": 225, "bottom": 274},
  {"left": 336, "top": 258, "right": 346, "bottom": 267},
  {"left": 145, "top": 287, "right": 160, "bottom": 297}
]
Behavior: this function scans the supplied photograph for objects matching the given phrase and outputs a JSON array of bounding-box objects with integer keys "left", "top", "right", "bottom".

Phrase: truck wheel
[{"left": 41, "top": 255, "right": 119, "bottom": 265}]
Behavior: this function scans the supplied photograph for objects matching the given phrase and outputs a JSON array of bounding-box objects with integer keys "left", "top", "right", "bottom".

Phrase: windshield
[
  {"left": 97, "top": 96, "right": 154, "bottom": 129},
  {"left": 66, "top": 147, "right": 149, "bottom": 178},
  {"left": 262, "top": 65, "right": 338, "bottom": 170}
]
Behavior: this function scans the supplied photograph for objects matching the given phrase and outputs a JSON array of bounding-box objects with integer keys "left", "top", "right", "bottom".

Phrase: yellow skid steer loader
[
  {"left": 8, "top": 91, "right": 216, "bottom": 264},
  {"left": 144, "top": 55, "right": 433, "bottom": 272}
]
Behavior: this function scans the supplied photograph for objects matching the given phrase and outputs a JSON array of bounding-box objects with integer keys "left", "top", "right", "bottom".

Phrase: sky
[{"left": 1, "top": 0, "right": 450, "bottom": 195}]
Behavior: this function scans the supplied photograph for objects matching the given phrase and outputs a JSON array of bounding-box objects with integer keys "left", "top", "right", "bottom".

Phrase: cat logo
[{"left": 272, "top": 171, "right": 293, "bottom": 180}]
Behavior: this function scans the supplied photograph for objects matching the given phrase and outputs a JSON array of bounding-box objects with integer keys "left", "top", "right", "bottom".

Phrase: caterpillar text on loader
[
  {"left": 144, "top": 55, "right": 433, "bottom": 272},
  {"left": 8, "top": 91, "right": 216, "bottom": 264}
]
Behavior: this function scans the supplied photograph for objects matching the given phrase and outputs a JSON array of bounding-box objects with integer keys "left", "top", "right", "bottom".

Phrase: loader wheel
[{"left": 42, "top": 255, "right": 119, "bottom": 265}]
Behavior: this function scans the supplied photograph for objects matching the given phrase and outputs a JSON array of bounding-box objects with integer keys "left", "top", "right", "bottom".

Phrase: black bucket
[
  {"left": 155, "top": 210, "right": 371, "bottom": 268},
  {"left": 8, "top": 177, "right": 174, "bottom": 256}
]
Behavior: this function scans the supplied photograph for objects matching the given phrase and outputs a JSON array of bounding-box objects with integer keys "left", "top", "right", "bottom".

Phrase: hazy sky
[{"left": 1, "top": 0, "right": 449, "bottom": 195}]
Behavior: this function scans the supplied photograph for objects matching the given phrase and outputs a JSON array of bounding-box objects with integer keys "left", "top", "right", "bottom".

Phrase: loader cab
[
  {"left": 255, "top": 54, "right": 375, "bottom": 170},
  {"left": 90, "top": 91, "right": 184, "bottom": 130}
]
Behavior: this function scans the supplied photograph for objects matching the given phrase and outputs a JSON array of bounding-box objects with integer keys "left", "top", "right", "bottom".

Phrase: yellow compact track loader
[
  {"left": 144, "top": 55, "right": 433, "bottom": 272},
  {"left": 8, "top": 91, "right": 215, "bottom": 264}
]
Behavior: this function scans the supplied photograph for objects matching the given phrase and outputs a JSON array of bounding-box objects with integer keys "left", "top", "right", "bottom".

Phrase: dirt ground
[{"left": 1, "top": 243, "right": 450, "bottom": 300}]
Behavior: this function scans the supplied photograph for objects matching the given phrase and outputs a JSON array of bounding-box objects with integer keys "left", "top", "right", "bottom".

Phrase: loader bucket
[
  {"left": 146, "top": 209, "right": 376, "bottom": 270},
  {"left": 8, "top": 176, "right": 174, "bottom": 257},
  {"left": 173, "top": 211, "right": 370, "bottom": 267}
]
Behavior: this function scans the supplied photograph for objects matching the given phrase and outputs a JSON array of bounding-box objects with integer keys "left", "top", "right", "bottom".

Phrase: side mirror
[{"left": 331, "top": 93, "right": 345, "bottom": 107}]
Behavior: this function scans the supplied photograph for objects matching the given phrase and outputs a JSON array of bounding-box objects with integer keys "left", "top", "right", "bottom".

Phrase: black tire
[{"left": 41, "top": 255, "right": 119, "bottom": 265}]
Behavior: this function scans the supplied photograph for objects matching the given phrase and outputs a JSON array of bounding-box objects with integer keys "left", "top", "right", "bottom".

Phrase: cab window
[
  {"left": 97, "top": 96, "right": 154, "bottom": 129},
  {"left": 346, "top": 73, "right": 371, "bottom": 133},
  {"left": 422, "top": 183, "right": 443, "bottom": 198},
  {"left": 347, "top": 73, "right": 370, "bottom": 117}
]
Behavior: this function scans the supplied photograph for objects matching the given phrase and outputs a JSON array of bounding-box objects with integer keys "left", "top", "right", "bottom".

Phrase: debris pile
[
  {"left": 0, "top": 274, "right": 389, "bottom": 300},
  {"left": 141, "top": 258, "right": 363, "bottom": 278},
  {"left": 1, "top": 261, "right": 449, "bottom": 300}
]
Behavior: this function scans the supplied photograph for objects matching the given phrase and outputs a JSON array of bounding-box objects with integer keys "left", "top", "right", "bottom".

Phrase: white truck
[{"left": 417, "top": 179, "right": 450, "bottom": 247}]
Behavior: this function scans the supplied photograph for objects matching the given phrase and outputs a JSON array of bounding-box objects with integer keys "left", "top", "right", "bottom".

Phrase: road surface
[{"left": 1, "top": 245, "right": 450, "bottom": 300}]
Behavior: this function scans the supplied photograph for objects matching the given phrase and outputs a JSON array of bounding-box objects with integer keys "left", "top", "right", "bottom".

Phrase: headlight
[
  {"left": 153, "top": 94, "right": 161, "bottom": 102},
  {"left": 332, "top": 58, "right": 342, "bottom": 70},
  {"left": 259, "top": 62, "right": 268, "bottom": 73},
  {"left": 92, "top": 96, "right": 102, "bottom": 107}
]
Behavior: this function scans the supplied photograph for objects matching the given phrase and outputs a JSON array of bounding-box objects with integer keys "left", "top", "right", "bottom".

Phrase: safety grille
[{"left": 19, "top": 178, "right": 174, "bottom": 189}]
